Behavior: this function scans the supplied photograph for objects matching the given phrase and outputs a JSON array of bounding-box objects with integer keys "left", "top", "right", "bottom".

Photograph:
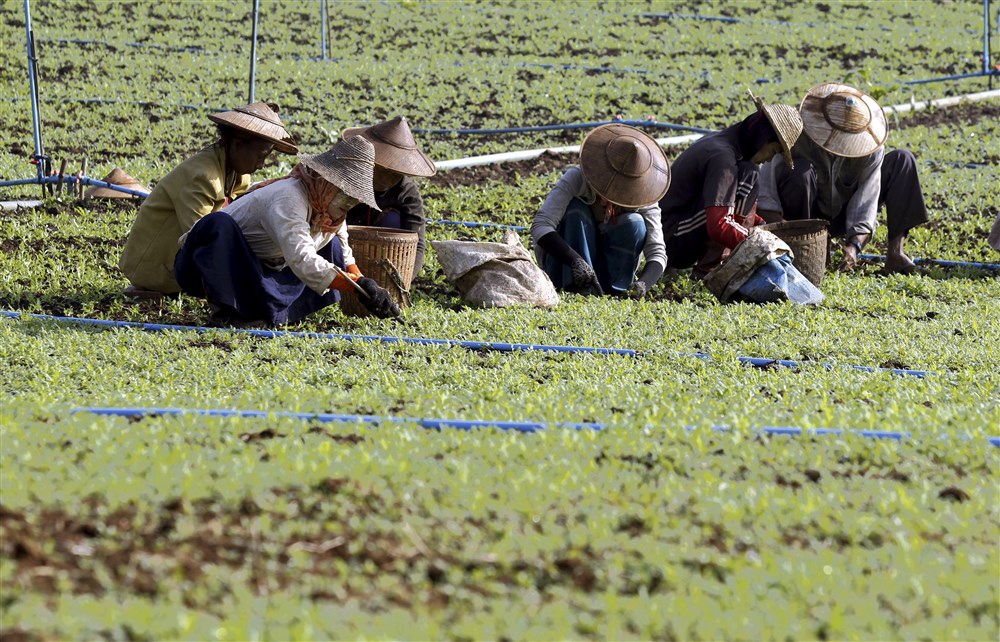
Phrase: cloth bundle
[
  {"left": 704, "top": 228, "right": 824, "bottom": 305},
  {"left": 431, "top": 231, "right": 560, "bottom": 308}
]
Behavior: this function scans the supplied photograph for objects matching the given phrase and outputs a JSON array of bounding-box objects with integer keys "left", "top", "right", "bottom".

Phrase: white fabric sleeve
[
  {"left": 638, "top": 203, "right": 666, "bottom": 270},
  {"left": 260, "top": 195, "right": 338, "bottom": 295},
  {"left": 844, "top": 148, "right": 884, "bottom": 237},
  {"left": 530, "top": 166, "right": 587, "bottom": 245},
  {"left": 337, "top": 224, "right": 355, "bottom": 267}
]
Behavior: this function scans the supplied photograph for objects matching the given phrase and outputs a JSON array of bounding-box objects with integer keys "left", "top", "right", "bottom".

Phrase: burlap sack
[{"left": 431, "top": 231, "right": 559, "bottom": 308}]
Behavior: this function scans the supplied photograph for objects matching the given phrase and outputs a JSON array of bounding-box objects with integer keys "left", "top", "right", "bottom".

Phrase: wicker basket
[
  {"left": 340, "top": 226, "right": 418, "bottom": 317},
  {"left": 759, "top": 219, "right": 829, "bottom": 286}
]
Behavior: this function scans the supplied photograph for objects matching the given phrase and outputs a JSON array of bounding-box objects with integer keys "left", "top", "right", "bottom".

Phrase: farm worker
[
  {"left": 757, "top": 82, "right": 930, "bottom": 273},
  {"left": 531, "top": 123, "right": 671, "bottom": 298},
  {"left": 658, "top": 90, "right": 803, "bottom": 275},
  {"left": 118, "top": 102, "right": 298, "bottom": 297},
  {"left": 342, "top": 116, "right": 436, "bottom": 276},
  {"left": 173, "top": 136, "right": 400, "bottom": 327}
]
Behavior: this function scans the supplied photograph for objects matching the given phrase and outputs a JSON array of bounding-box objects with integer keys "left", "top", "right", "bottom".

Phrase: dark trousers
[
  {"left": 174, "top": 211, "right": 344, "bottom": 326},
  {"left": 773, "top": 149, "right": 929, "bottom": 239}
]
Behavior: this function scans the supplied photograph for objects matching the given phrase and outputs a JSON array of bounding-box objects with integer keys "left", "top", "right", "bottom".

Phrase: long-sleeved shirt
[
  {"left": 346, "top": 176, "right": 426, "bottom": 275},
  {"left": 206, "top": 178, "right": 356, "bottom": 295},
  {"left": 119, "top": 142, "right": 250, "bottom": 293},
  {"left": 758, "top": 134, "right": 884, "bottom": 237},
  {"left": 530, "top": 165, "right": 666, "bottom": 270}
]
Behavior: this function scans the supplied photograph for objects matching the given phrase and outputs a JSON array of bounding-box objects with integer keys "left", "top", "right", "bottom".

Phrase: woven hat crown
[
  {"left": 579, "top": 124, "right": 670, "bottom": 208},
  {"left": 342, "top": 116, "right": 436, "bottom": 177},
  {"left": 799, "top": 83, "right": 887, "bottom": 158},
  {"left": 298, "top": 136, "right": 378, "bottom": 209},
  {"left": 748, "top": 90, "right": 803, "bottom": 168},
  {"left": 823, "top": 92, "right": 872, "bottom": 133},
  {"left": 207, "top": 101, "right": 299, "bottom": 154}
]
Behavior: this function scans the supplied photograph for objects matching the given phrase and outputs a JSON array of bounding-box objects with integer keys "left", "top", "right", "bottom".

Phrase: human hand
[
  {"left": 569, "top": 258, "right": 603, "bottom": 295},
  {"left": 625, "top": 280, "right": 648, "bottom": 299},
  {"left": 838, "top": 242, "right": 859, "bottom": 272},
  {"left": 357, "top": 277, "right": 401, "bottom": 318}
]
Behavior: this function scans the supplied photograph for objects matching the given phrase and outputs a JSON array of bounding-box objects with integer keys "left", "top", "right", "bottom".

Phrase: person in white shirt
[{"left": 174, "top": 136, "right": 400, "bottom": 326}]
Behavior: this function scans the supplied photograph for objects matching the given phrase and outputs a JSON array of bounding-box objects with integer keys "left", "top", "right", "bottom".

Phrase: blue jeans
[{"left": 543, "top": 199, "right": 647, "bottom": 294}]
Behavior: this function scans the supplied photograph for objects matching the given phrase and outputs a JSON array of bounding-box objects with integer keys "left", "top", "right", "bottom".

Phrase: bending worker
[
  {"left": 758, "top": 82, "right": 930, "bottom": 273},
  {"left": 658, "top": 91, "right": 803, "bottom": 274},
  {"left": 531, "top": 123, "right": 671, "bottom": 298},
  {"left": 118, "top": 102, "right": 297, "bottom": 297},
  {"left": 173, "top": 136, "right": 400, "bottom": 327},
  {"left": 343, "top": 116, "right": 436, "bottom": 277}
]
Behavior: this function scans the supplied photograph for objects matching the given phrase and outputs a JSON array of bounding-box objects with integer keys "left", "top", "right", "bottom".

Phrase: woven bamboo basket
[
  {"left": 340, "top": 226, "right": 418, "bottom": 317},
  {"left": 759, "top": 219, "right": 829, "bottom": 286}
]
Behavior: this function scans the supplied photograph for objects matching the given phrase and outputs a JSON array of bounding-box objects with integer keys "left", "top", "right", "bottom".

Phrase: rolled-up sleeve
[
  {"left": 843, "top": 148, "right": 883, "bottom": 237},
  {"left": 638, "top": 203, "right": 666, "bottom": 269}
]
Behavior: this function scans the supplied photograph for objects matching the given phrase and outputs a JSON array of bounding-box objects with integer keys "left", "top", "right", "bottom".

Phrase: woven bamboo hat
[
  {"left": 748, "top": 90, "right": 803, "bottom": 168},
  {"left": 84, "top": 167, "right": 150, "bottom": 199},
  {"left": 579, "top": 124, "right": 670, "bottom": 208},
  {"left": 298, "top": 136, "right": 379, "bottom": 210},
  {"left": 799, "top": 82, "right": 887, "bottom": 157},
  {"left": 207, "top": 102, "right": 299, "bottom": 154},
  {"left": 341, "top": 116, "right": 436, "bottom": 177}
]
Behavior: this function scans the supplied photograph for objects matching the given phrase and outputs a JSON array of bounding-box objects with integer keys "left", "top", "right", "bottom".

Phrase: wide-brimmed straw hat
[
  {"left": 578, "top": 124, "right": 670, "bottom": 208},
  {"left": 84, "top": 167, "right": 150, "bottom": 199},
  {"left": 298, "top": 136, "right": 379, "bottom": 210},
  {"left": 748, "top": 89, "right": 803, "bottom": 169},
  {"left": 207, "top": 102, "right": 299, "bottom": 154},
  {"left": 342, "top": 116, "right": 436, "bottom": 177},
  {"left": 799, "top": 82, "right": 887, "bottom": 158}
]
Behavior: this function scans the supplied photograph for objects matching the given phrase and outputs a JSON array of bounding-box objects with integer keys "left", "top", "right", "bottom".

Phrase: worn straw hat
[
  {"left": 799, "top": 82, "right": 887, "bottom": 158},
  {"left": 298, "top": 136, "right": 379, "bottom": 210},
  {"left": 342, "top": 116, "right": 436, "bottom": 177},
  {"left": 748, "top": 89, "right": 803, "bottom": 169},
  {"left": 578, "top": 124, "right": 671, "bottom": 208},
  {"left": 84, "top": 167, "right": 150, "bottom": 199},
  {"left": 207, "top": 101, "right": 299, "bottom": 154}
]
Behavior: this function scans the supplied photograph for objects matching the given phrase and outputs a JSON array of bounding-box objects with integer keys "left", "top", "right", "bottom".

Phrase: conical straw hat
[
  {"left": 298, "top": 136, "right": 379, "bottom": 210},
  {"left": 799, "top": 82, "right": 887, "bottom": 158},
  {"left": 207, "top": 101, "right": 299, "bottom": 154},
  {"left": 84, "top": 167, "right": 150, "bottom": 199},
  {"left": 748, "top": 89, "right": 803, "bottom": 169},
  {"left": 342, "top": 116, "right": 436, "bottom": 177},
  {"left": 578, "top": 124, "right": 671, "bottom": 208}
]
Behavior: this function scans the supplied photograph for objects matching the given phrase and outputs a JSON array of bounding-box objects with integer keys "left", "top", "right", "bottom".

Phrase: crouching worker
[
  {"left": 173, "top": 136, "right": 400, "bottom": 327},
  {"left": 659, "top": 91, "right": 803, "bottom": 276},
  {"left": 119, "top": 102, "right": 298, "bottom": 297},
  {"left": 531, "top": 124, "right": 671, "bottom": 298},
  {"left": 343, "top": 116, "right": 436, "bottom": 277}
]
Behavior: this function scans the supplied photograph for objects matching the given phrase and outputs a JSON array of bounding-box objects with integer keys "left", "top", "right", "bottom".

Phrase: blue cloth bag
[{"left": 736, "top": 254, "right": 824, "bottom": 305}]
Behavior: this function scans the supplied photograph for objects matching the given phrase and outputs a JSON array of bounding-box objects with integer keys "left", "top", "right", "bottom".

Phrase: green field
[{"left": 1, "top": 1, "right": 998, "bottom": 640}]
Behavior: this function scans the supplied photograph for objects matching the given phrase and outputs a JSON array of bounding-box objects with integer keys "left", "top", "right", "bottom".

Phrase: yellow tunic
[{"left": 118, "top": 142, "right": 250, "bottom": 293}]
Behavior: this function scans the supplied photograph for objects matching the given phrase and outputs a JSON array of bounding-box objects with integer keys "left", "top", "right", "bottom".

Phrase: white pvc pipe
[
  {"left": 0, "top": 200, "right": 43, "bottom": 211},
  {"left": 437, "top": 90, "right": 1000, "bottom": 170}
]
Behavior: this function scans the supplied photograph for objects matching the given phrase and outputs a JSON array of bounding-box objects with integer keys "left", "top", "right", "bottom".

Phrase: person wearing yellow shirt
[{"left": 118, "top": 102, "right": 297, "bottom": 296}]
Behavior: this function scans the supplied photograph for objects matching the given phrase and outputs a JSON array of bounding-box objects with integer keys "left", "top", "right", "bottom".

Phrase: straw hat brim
[
  {"left": 208, "top": 105, "right": 299, "bottom": 154},
  {"left": 342, "top": 125, "right": 437, "bottom": 177},
  {"left": 579, "top": 124, "right": 671, "bottom": 208},
  {"left": 760, "top": 103, "right": 803, "bottom": 169},
  {"left": 297, "top": 137, "right": 379, "bottom": 210},
  {"left": 799, "top": 82, "right": 887, "bottom": 158}
]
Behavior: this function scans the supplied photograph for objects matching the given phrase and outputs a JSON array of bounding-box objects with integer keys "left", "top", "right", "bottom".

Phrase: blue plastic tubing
[
  {"left": 0, "top": 311, "right": 637, "bottom": 357},
  {"left": 2, "top": 311, "right": 936, "bottom": 377},
  {"left": 72, "top": 407, "right": 1000, "bottom": 447},
  {"left": 858, "top": 254, "right": 1000, "bottom": 270}
]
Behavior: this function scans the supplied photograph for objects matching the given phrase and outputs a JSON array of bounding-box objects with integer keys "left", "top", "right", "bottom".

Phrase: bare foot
[{"left": 884, "top": 252, "right": 917, "bottom": 274}]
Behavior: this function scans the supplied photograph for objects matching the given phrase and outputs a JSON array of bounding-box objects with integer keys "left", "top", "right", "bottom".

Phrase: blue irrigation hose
[
  {"left": 72, "top": 407, "right": 603, "bottom": 433},
  {"left": 429, "top": 220, "right": 527, "bottom": 231},
  {"left": 413, "top": 119, "right": 714, "bottom": 136},
  {"left": 3, "top": 311, "right": 937, "bottom": 377},
  {"left": 71, "top": 407, "right": 1000, "bottom": 447},
  {"left": 858, "top": 254, "right": 1000, "bottom": 270},
  {"left": 0, "top": 311, "right": 637, "bottom": 357}
]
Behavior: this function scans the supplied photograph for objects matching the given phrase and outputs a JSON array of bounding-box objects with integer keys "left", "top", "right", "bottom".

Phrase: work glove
[
  {"left": 625, "top": 280, "right": 648, "bottom": 299},
  {"left": 357, "top": 277, "right": 401, "bottom": 318},
  {"left": 568, "top": 257, "right": 604, "bottom": 295}
]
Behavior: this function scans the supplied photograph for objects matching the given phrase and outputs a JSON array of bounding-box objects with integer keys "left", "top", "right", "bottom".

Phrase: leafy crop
[{"left": 1, "top": 1, "right": 998, "bottom": 640}]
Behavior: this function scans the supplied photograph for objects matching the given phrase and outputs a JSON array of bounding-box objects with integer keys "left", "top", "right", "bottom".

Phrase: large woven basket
[
  {"left": 340, "top": 226, "right": 418, "bottom": 317},
  {"left": 759, "top": 219, "right": 829, "bottom": 286}
]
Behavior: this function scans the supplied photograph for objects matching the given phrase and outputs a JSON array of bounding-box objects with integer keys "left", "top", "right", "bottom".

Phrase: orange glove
[{"left": 329, "top": 263, "right": 364, "bottom": 293}]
